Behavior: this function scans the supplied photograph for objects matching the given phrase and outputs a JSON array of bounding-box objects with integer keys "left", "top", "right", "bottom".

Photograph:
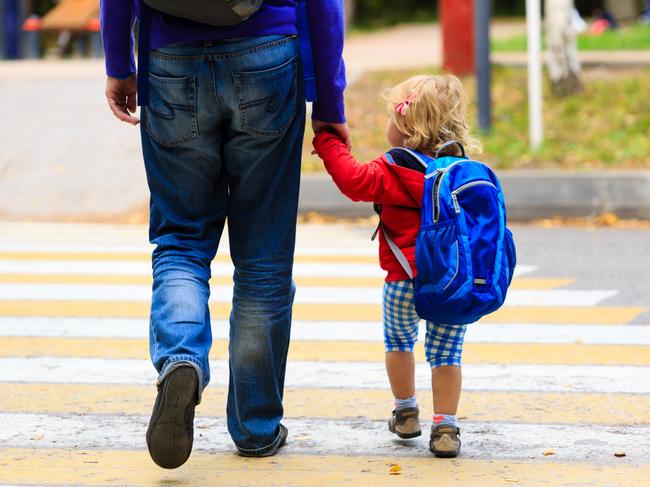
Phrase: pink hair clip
[{"left": 394, "top": 92, "right": 417, "bottom": 116}]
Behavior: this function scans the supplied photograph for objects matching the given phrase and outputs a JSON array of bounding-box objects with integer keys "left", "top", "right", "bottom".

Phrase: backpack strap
[
  {"left": 382, "top": 223, "right": 414, "bottom": 280},
  {"left": 137, "top": 1, "right": 153, "bottom": 106},
  {"left": 434, "top": 141, "right": 466, "bottom": 159},
  {"left": 296, "top": 0, "right": 317, "bottom": 102},
  {"left": 371, "top": 204, "right": 414, "bottom": 280},
  {"left": 386, "top": 147, "right": 429, "bottom": 173}
]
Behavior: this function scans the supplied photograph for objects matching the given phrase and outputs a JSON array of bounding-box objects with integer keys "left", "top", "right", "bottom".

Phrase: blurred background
[
  {"left": 1, "top": 3, "right": 649, "bottom": 484},
  {"left": 1, "top": 0, "right": 649, "bottom": 222}
]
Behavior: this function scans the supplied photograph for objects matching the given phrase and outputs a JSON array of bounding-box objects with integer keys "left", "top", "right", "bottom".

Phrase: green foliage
[
  {"left": 353, "top": 0, "right": 437, "bottom": 28},
  {"left": 302, "top": 67, "right": 650, "bottom": 171},
  {"left": 352, "top": 0, "right": 529, "bottom": 29},
  {"left": 492, "top": 24, "right": 650, "bottom": 51}
]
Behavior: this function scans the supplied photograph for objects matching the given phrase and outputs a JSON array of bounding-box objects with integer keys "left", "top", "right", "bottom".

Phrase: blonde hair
[{"left": 385, "top": 74, "right": 482, "bottom": 156}]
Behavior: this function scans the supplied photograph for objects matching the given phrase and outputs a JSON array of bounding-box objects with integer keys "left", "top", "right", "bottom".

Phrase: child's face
[{"left": 386, "top": 118, "right": 406, "bottom": 147}]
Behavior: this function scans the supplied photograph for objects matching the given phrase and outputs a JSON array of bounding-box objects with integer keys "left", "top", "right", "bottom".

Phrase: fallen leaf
[
  {"left": 30, "top": 434, "right": 44, "bottom": 441},
  {"left": 389, "top": 464, "right": 402, "bottom": 475},
  {"left": 614, "top": 452, "right": 626, "bottom": 458},
  {"left": 504, "top": 479, "right": 520, "bottom": 483},
  {"left": 543, "top": 450, "right": 555, "bottom": 456}
]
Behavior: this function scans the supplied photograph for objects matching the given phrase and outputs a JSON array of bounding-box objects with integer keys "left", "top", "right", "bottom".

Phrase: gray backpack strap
[
  {"left": 381, "top": 223, "right": 414, "bottom": 280},
  {"left": 434, "top": 140, "right": 466, "bottom": 159}
]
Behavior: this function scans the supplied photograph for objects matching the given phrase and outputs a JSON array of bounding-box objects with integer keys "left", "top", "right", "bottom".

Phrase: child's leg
[
  {"left": 425, "top": 322, "right": 467, "bottom": 457},
  {"left": 425, "top": 322, "right": 467, "bottom": 418},
  {"left": 383, "top": 281, "right": 422, "bottom": 438},
  {"left": 431, "top": 365, "right": 462, "bottom": 415},
  {"left": 385, "top": 351, "right": 415, "bottom": 400},
  {"left": 383, "top": 281, "right": 420, "bottom": 401}
]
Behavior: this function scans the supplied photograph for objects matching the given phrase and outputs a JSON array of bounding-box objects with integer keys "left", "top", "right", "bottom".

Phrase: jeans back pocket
[
  {"left": 144, "top": 73, "right": 198, "bottom": 147},
  {"left": 233, "top": 55, "right": 298, "bottom": 137}
]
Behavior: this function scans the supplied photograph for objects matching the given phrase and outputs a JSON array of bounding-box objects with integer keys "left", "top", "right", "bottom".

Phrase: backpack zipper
[
  {"left": 431, "top": 159, "right": 468, "bottom": 223},
  {"left": 450, "top": 180, "right": 498, "bottom": 214}
]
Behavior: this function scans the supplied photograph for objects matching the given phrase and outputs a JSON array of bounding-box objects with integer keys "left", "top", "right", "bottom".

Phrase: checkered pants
[{"left": 383, "top": 280, "right": 467, "bottom": 368}]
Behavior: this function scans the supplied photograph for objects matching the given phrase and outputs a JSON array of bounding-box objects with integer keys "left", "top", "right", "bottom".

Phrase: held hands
[
  {"left": 105, "top": 75, "right": 140, "bottom": 125},
  {"left": 312, "top": 120, "right": 351, "bottom": 150}
]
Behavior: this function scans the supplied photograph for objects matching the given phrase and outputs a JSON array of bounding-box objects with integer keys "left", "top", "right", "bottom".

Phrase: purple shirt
[{"left": 100, "top": 0, "right": 346, "bottom": 123}]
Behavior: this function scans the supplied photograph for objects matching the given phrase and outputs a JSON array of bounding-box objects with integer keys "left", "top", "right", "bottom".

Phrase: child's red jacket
[{"left": 313, "top": 132, "right": 424, "bottom": 282}]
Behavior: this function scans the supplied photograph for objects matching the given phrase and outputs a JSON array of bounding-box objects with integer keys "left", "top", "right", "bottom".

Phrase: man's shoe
[
  {"left": 388, "top": 407, "right": 422, "bottom": 439},
  {"left": 238, "top": 424, "right": 288, "bottom": 457},
  {"left": 146, "top": 365, "right": 198, "bottom": 469},
  {"left": 429, "top": 424, "right": 461, "bottom": 458}
]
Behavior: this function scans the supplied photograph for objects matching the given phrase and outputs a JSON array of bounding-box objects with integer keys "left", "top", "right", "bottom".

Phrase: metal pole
[
  {"left": 475, "top": 0, "right": 492, "bottom": 132},
  {"left": 526, "top": 0, "right": 544, "bottom": 150}
]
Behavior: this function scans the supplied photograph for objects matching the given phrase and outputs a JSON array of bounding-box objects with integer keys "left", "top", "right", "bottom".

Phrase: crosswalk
[{"left": 0, "top": 222, "right": 648, "bottom": 486}]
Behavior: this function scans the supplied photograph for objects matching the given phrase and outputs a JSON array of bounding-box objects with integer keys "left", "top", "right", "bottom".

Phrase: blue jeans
[{"left": 140, "top": 35, "right": 306, "bottom": 455}]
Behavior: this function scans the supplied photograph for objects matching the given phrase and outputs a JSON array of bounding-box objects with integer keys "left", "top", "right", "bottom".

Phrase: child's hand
[{"left": 312, "top": 120, "right": 352, "bottom": 150}]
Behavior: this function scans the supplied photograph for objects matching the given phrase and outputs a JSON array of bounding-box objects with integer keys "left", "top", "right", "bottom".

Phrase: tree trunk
[
  {"left": 345, "top": 0, "right": 356, "bottom": 30},
  {"left": 545, "top": 0, "right": 582, "bottom": 97}
]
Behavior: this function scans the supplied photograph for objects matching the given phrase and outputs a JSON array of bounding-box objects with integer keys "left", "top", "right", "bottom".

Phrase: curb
[{"left": 299, "top": 171, "right": 650, "bottom": 221}]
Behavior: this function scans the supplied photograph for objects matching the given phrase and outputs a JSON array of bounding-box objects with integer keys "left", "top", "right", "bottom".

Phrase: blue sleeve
[
  {"left": 100, "top": 0, "right": 137, "bottom": 78},
  {"left": 306, "top": 0, "right": 347, "bottom": 123}
]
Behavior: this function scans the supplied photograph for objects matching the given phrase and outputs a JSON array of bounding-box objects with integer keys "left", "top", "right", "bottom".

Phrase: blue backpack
[{"left": 380, "top": 141, "right": 516, "bottom": 325}]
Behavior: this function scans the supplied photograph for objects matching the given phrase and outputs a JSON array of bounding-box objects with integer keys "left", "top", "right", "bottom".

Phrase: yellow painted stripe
[
  {"left": 1, "top": 383, "right": 649, "bottom": 426},
  {"left": 1, "top": 448, "right": 649, "bottom": 486},
  {"left": 0, "top": 273, "right": 574, "bottom": 290},
  {"left": 0, "top": 300, "right": 644, "bottom": 324},
  {"left": 0, "top": 251, "right": 378, "bottom": 264},
  {"left": 3, "top": 336, "right": 650, "bottom": 366}
]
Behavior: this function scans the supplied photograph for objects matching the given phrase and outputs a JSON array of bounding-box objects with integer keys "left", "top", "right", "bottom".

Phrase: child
[{"left": 312, "top": 74, "right": 481, "bottom": 458}]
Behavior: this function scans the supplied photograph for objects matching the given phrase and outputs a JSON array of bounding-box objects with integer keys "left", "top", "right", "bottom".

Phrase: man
[{"left": 100, "top": 0, "right": 347, "bottom": 468}]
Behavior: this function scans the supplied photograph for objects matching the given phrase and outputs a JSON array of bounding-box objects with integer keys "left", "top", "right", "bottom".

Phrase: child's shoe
[
  {"left": 388, "top": 407, "right": 422, "bottom": 439},
  {"left": 429, "top": 424, "right": 461, "bottom": 458}
]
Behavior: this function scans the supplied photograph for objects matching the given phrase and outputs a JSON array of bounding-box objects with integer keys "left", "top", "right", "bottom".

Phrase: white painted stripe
[
  {"left": 1, "top": 318, "right": 649, "bottom": 345},
  {"left": 0, "top": 259, "right": 538, "bottom": 279},
  {"left": 1, "top": 358, "right": 648, "bottom": 393},
  {"left": 1, "top": 414, "right": 648, "bottom": 461},
  {"left": 0, "top": 245, "right": 378, "bottom": 257},
  {"left": 0, "top": 259, "right": 152, "bottom": 276},
  {"left": 465, "top": 323, "right": 650, "bottom": 345},
  {"left": 0, "top": 318, "right": 150, "bottom": 339},
  {"left": 0, "top": 260, "right": 385, "bottom": 278},
  {"left": 0, "top": 284, "right": 608, "bottom": 307}
]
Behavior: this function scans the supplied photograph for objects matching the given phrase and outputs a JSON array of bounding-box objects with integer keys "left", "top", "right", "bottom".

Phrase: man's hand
[
  {"left": 106, "top": 75, "right": 139, "bottom": 125},
  {"left": 312, "top": 120, "right": 351, "bottom": 149}
]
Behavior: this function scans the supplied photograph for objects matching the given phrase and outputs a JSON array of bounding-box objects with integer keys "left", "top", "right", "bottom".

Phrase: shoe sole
[
  {"left": 146, "top": 367, "right": 197, "bottom": 469},
  {"left": 430, "top": 433, "right": 461, "bottom": 458},
  {"left": 393, "top": 430, "right": 423, "bottom": 439},
  {"left": 389, "top": 416, "right": 422, "bottom": 439}
]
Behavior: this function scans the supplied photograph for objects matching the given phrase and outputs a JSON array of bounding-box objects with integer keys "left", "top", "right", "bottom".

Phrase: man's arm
[
  {"left": 100, "top": 0, "right": 136, "bottom": 79},
  {"left": 100, "top": 0, "right": 139, "bottom": 124},
  {"left": 307, "top": 0, "right": 350, "bottom": 146}
]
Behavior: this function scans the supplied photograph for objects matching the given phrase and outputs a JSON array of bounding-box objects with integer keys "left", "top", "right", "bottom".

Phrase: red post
[{"left": 440, "top": 0, "right": 475, "bottom": 75}]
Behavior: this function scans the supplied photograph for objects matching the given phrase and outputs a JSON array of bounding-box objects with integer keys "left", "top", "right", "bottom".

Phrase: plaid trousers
[{"left": 383, "top": 280, "right": 467, "bottom": 367}]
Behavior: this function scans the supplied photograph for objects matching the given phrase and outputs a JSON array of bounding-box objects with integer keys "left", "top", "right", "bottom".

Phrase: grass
[
  {"left": 302, "top": 67, "right": 650, "bottom": 171},
  {"left": 491, "top": 23, "right": 650, "bottom": 51}
]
